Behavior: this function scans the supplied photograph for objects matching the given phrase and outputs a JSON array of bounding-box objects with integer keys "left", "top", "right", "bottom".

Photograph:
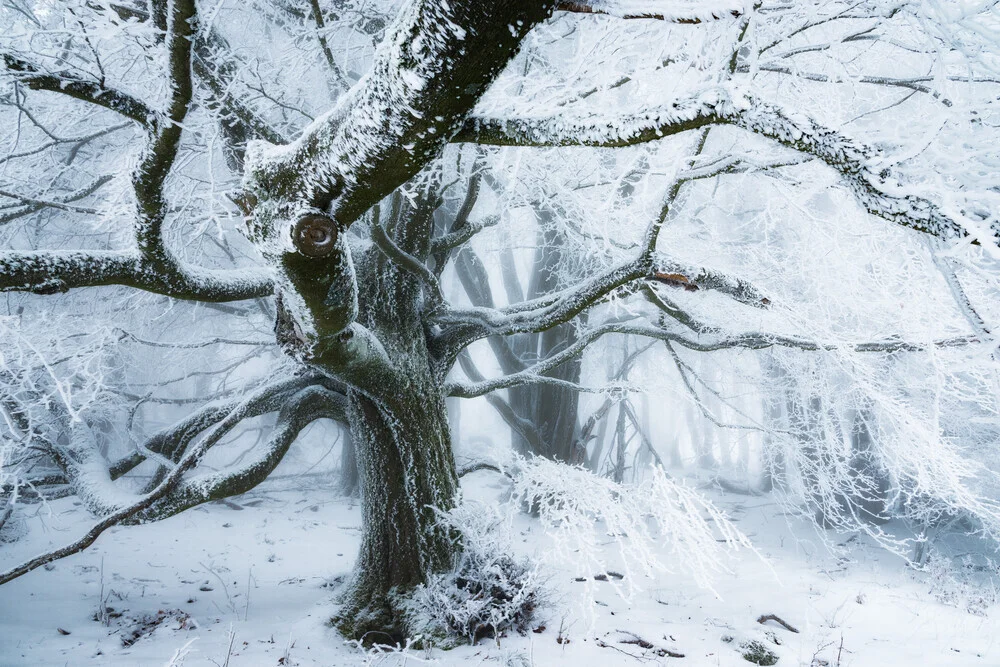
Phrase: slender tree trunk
[
  {"left": 338, "top": 430, "right": 359, "bottom": 496},
  {"left": 507, "top": 209, "right": 583, "bottom": 461},
  {"left": 842, "top": 407, "right": 891, "bottom": 525},
  {"left": 759, "top": 356, "right": 787, "bottom": 492}
]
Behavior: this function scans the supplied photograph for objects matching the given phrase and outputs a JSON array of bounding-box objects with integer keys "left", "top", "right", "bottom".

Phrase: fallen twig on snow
[{"left": 757, "top": 613, "right": 800, "bottom": 633}]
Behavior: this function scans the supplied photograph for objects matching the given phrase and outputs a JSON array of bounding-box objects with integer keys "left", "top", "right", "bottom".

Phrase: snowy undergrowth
[
  {"left": 397, "top": 502, "right": 543, "bottom": 647},
  {"left": 508, "top": 455, "right": 754, "bottom": 596},
  {"left": 921, "top": 549, "right": 1000, "bottom": 617},
  {"left": 399, "top": 455, "right": 755, "bottom": 648}
]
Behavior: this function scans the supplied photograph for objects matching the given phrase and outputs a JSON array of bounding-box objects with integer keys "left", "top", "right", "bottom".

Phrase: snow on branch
[
  {"left": 0, "top": 0, "right": 277, "bottom": 303},
  {"left": 555, "top": 0, "right": 743, "bottom": 23},
  {"left": 106, "top": 375, "right": 335, "bottom": 483},
  {"left": 727, "top": 97, "right": 982, "bottom": 242},
  {"left": 651, "top": 257, "right": 771, "bottom": 307},
  {"left": 0, "top": 382, "right": 344, "bottom": 586},
  {"left": 0, "top": 250, "right": 273, "bottom": 302},
  {"left": 0, "top": 52, "right": 157, "bottom": 126},
  {"left": 436, "top": 252, "right": 768, "bottom": 348},
  {"left": 242, "top": 1, "right": 557, "bottom": 241},
  {"left": 447, "top": 321, "right": 979, "bottom": 399},
  {"left": 436, "top": 258, "right": 648, "bottom": 340},
  {"left": 456, "top": 93, "right": 993, "bottom": 244},
  {"left": 0, "top": 176, "right": 113, "bottom": 222},
  {"left": 745, "top": 65, "right": 1000, "bottom": 107},
  {"left": 454, "top": 94, "right": 720, "bottom": 148},
  {"left": 131, "top": 385, "right": 346, "bottom": 521}
]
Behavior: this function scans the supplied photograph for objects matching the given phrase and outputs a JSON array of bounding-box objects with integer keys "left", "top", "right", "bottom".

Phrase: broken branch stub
[{"left": 292, "top": 215, "right": 339, "bottom": 258}]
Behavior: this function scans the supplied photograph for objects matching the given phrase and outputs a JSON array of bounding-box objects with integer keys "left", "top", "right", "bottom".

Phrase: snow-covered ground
[{"left": 2, "top": 470, "right": 997, "bottom": 666}]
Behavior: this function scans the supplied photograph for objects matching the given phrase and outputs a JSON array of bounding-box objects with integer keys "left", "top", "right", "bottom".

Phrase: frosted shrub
[
  {"left": 399, "top": 502, "right": 542, "bottom": 646},
  {"left": 922, "top": 550, "right": 999, "bottom": 617},
  {"left": 509, "top": 455, "right": 752, "bottom": 594}
]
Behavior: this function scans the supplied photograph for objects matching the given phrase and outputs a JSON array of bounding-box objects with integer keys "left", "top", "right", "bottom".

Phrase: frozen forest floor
[{"left": 1, "top": 470, "right": 997, "bottom": 666}]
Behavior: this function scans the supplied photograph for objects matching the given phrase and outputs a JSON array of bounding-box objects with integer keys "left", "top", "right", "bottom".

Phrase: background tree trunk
[
  {"left": 505, "top": 208, "right": 584, "bottom": 461},
  {"left": 338, "top": 431, "right": 359, "bottom": 497}
]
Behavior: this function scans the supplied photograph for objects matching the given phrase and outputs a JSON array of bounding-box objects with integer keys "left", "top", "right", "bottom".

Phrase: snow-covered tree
[{"left": 2, "top": 0, "right": 999, "bottom": 642}]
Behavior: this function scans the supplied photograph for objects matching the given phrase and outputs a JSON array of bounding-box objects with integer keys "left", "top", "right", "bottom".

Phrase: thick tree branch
[
  {"left": 108, "top": 375, "right": 333, "bottom": 481},
  {"left": 131, "top": 0, "right": 196, "bottom": 256},
  {"left": 0, "top": 381, "right": 343, "bottom": 586},
  {"left": 243, "top": 2, "right": 558, "bottom": 235},
  {"left": 651, "top": 259, "right": 770, "bottom": 307},
  {"left": 0, "top": 0, "right": 280, "bottom": 303},
  {"left": 447, "top": 321, "right": 978, "bottom": 399},
  {"left": 1, "top": 52, "right": 156, "bottom": 126},
  {"left": 437, "top": 252, "right": 768, "bottom": 342},
  {"left": 455, "top": 94, "right": 990, "bottom": 242},
  {"left": 454, "top": 95, "right": 719, "bottom": 147},
  {"left": 0, "top": 251, "right": 273, "bottom": 301},
  {"left": 131, "top": 386, "right": 347, "bottom": 521}
]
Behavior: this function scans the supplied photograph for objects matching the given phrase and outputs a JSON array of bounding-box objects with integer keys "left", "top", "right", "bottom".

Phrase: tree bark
[
  {"left": 332, "top": 194, "right": 460, "bottom": 641},
  {"left": 334, "top": 379, "right": 458, "bottom": 641}
]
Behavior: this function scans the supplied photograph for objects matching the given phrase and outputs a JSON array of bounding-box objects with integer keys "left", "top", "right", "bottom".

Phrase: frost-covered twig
[
  {"left": 508, "top": 456, "right": 752, "bottom": 593},
  {"left": 447, "top": 321, "right": 977, "bottom": 399},
  {"left": 0, "top": 175, "right": 112, "bottom": 221}
]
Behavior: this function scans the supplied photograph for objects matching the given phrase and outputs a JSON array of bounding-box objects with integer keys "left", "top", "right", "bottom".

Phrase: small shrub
[
  {"left": 740, "top": 639, "right": 779, "bottom": 665},
  {"left": 398, "top": 502, "right": 543, "bottom": 646},
  {"left": 922, "top": 550, "right": 999, "bottom": 616}
]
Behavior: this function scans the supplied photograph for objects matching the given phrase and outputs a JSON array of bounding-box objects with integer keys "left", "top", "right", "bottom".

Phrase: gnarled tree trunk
[
  {"left": 331, "top": 190, "right": 461, "bottom": 640},
  {"left": 336, "top": 378, "right": 458, "bottom": 640}
]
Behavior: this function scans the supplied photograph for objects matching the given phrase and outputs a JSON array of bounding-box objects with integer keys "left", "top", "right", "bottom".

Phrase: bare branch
[
  {"left": 307, "top": 0, "right": 351, "bottom": 91},
  {"left": 456, "top": 350, "right": 545, "bottom": 452},
  {"left": 370, "top": 222, "right": 445, "bottom": 307},
  {"left": 0, "top": 174, "right": 112, "bottom": 221},
  {"left": 430, "top": 215, "right": 499, "bottom": 254}
]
